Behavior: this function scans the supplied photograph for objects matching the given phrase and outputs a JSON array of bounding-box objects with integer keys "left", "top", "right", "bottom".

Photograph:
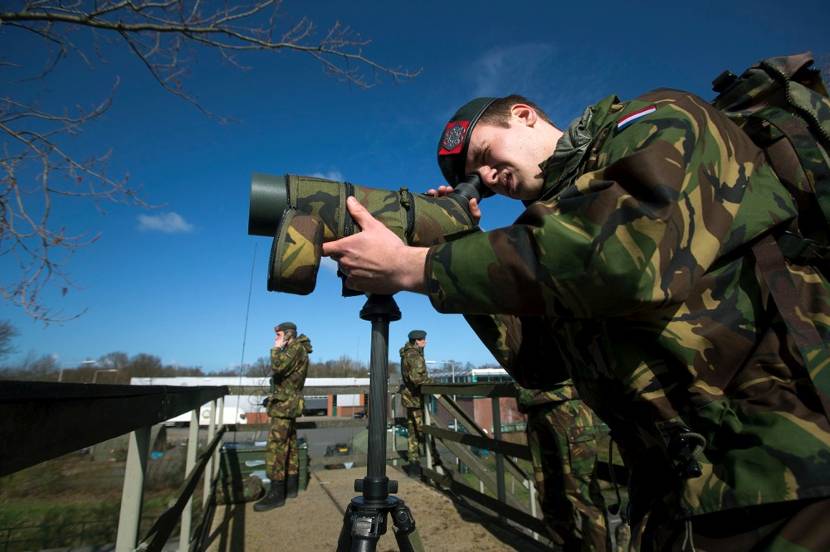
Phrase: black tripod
[{"left": 336, "top": 295, "right": 424, "bottom": 552}]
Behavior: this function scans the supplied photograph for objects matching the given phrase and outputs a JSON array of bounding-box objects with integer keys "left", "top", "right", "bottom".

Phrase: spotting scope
[{"left": 247, "top": 173, "right": 490, "bottom": 294}]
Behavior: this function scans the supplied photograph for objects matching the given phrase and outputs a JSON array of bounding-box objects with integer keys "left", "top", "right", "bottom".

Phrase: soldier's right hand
[{"left": 425, "top": 185, "right": 482, "bottom": 224}]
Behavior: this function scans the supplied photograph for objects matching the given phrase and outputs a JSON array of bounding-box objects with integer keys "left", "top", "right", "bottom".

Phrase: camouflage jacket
[
  {"left": 400, "top": 342, "right": 430, "bottom": 409},
  {"left": 425, "top": 90, "right": 830, "bottom": 522},
  {"left": 515, "top": 380, "right": 578, "bottom": 413},
  {"left": 268, "top": 334, "right": 312, "bottom": 418}
]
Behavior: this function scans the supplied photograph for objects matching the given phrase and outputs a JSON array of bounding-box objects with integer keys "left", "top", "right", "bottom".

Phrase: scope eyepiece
[{"left": 451, "top": 173, "right": 493, "bottom": 204}]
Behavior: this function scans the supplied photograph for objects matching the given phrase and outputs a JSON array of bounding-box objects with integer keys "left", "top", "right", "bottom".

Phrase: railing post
[
  {"left": 492, "top": 397, "right": 506, "bottom": 511},
  {"left": 115, "top": 425, "right": 150, "bottom": 551},
  {"left": 528, "top": 477, "right": 539, "bottom": 540},
  {"left": 214, "top": 397, "right": 224, "bottom": 479},
  {"left": 179, "top": 409, "right": 199, "bottom": 552},
  {"left": 202, "top": 401, "right": 217, "bottom": 508},
  {"left": 423, "top": 394, "right": 433, "bottom": 471}
]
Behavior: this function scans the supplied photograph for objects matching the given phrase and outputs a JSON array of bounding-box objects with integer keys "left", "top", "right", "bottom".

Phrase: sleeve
[
  {"left": 271, "top": 344, "right": 299, "bottom": 377},
  {"left": 406, "top": 352, "right": 430, "bottom": 387},
  {"left": 425, "top": 91, "right": 758, "bottom": 319}
]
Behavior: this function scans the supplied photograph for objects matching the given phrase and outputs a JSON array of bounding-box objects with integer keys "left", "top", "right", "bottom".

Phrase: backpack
[{"left": 711, "top": 52, "right": 830, "bottom": 419}]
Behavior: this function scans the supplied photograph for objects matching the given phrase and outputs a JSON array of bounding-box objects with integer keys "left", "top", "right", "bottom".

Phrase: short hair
[{"left": 478, "top": 94, "right": 554, "bottom": 128}]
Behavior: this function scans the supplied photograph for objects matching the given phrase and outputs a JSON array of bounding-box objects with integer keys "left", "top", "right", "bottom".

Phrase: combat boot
[
  {"left": 253, "top": 479, "right": 286, "bottom": 511},
  {"left": 286, "top": 473, "right": 299, "bottom": 498}
]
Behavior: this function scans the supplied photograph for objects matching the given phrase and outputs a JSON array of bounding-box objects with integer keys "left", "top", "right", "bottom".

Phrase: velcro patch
[
  {"left": 617, "top": 106, "right": 656, "bottom": 129},
  {"left": 438, "top": 120, "right": 470, "bottom": 155}
]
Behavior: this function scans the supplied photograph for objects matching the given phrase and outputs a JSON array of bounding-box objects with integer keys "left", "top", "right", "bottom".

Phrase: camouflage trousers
[
  {"left": 406, "top": 407, "right": 424, "bottom": 463},
  {"left": 266, "top": 416, "right": 298, "bottom": 481},
  {"left": 526, "top": 400, "right": 609, "bottom": 552}
]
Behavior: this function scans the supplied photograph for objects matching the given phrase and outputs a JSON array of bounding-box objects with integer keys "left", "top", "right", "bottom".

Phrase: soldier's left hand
[{"left": 322, "top": 197, "right": 429, "bottom": 295}]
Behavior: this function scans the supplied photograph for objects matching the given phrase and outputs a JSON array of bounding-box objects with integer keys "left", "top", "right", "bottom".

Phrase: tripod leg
[
  {"left": 336, "top": 503, "right": 355, "bottom": 552},
  {"left": 390, "top": 500, "right": 425, "bottom": 552}
]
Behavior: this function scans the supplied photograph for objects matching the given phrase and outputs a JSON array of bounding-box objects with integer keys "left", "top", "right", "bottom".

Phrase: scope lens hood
[{"left": 248, "top": 173, "right": 289, "bottom": 236}]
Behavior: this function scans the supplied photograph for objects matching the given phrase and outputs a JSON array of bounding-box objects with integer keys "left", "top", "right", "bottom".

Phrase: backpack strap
[{"left": 751, "top": 233, "right": 830, "bottom": 422}]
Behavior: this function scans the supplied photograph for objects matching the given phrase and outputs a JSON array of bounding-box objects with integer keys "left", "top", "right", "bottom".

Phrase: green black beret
[
  {"left": 408, "top": 330, "right": 427, "bottom": 340},
  {"left": 275, "top": 322, "right": 297, "bottom": 332},
  {"left": 437, "top": 97, "right": 496, "bottom": 185}
]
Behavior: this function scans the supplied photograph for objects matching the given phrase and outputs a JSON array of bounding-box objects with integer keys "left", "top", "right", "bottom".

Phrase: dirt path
[{"left": 205, "top": 465, "right": 527, "bottom": 551}]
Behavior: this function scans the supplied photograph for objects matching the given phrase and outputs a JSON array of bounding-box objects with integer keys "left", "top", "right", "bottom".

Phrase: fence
[{"left": 0, "top": 381, "right": 228, "bottom": 552}]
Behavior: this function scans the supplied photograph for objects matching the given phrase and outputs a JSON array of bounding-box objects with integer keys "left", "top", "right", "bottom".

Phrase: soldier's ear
[{"left": 510, "top": 104, "right": 538, "bottom": 127}]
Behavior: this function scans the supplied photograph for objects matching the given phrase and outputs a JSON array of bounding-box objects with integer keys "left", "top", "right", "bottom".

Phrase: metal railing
[
  {"left": 0, "top": 381, "right": 228, "bottom": 552},
  {"left": 413, "top": 383, "right": 548, "bottom": 538},
  {"left": 411, "top": 383, "right": 627, "bottom": 542}
]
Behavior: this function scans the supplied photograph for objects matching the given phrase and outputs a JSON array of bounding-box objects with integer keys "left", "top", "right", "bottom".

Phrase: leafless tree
[
  {"left": 0, "top": 321, "right": 17, "bottom": 360},
  {"left": 0, "top": 1, "right": 418, "bottom": 321}
]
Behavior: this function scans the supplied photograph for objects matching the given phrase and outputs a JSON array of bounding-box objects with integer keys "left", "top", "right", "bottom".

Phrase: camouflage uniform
[
  {"left": 266, "top": 334, "right": 311, "bottom": 481},
  {"left": 427, "top": 90, "right": 830, "bottom": 549},
  {"left": 518, "top": 382, "right": 610, "bottom": 551},
  {"left": 400, "top": 341, "right": 430, "bottom": 463}
]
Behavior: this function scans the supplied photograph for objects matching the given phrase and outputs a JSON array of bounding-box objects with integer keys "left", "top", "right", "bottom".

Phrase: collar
[{"left": 534, "top": 95, "right": 622, "bottom": 202}]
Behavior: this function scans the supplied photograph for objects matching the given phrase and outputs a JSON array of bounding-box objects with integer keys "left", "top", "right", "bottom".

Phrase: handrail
[
  {"left": 422, "top": 425, "right": 530, "bottom": 460},
  {"left": 0, "top": 381, "right": 228, "bottom": 476},
  {"left": 422, "top": 382, "right": 517, "bottom": 398},
  {"left": 229, "top": 385, "right": 371, "bottom": 395}
]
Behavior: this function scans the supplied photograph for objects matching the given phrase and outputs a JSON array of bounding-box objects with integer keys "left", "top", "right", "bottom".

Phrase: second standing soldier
[
  {"left": 254, "top": 321, "right": 311, "bottom": 512},
  {"left": 399, "top": 329, "right": 430, "bottom": 470}
]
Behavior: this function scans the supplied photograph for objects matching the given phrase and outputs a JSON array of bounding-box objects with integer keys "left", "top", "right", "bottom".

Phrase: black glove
[{"left": 261, "top": 397, "right": 271, "bottom": 408}]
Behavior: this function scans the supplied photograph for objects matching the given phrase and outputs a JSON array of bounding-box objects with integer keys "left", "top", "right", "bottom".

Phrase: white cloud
[
  {"left": 137, "top": 212, "right": 194, "bottom": 233},
  {"left": 471, "top": 43, "right": 556, "bottom": 98},
  {"left": 310, "top": 170, "right": 344, "bottom": 182}
]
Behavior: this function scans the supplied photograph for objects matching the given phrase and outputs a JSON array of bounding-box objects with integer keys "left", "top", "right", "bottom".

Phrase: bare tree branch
[{"left": 0, "top": 1, "right": 419, "bottom": 321}]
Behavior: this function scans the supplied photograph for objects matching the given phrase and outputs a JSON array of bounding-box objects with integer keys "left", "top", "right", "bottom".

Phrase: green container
[
  {"left": 221, "top": 439, "right": 310, "bottom": 492},
  {"left": 220, "top": 442, "right": 268, "bottom": 482}
]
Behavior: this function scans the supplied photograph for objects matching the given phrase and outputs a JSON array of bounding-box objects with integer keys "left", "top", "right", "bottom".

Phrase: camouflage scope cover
[{"left": 267, "top": 174, "right": 480, "bottom": 294}]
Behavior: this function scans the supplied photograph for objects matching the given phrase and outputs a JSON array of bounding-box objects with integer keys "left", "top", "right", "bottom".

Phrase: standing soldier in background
[
  {"left": 518, "top": 381, "right": 611, "bottom": 551},
  {"left": 399, "top": 329, "right": 430, "bottom": 471},
  {"left": 254, "top": 322, "right": 312, "bottom": 512}
]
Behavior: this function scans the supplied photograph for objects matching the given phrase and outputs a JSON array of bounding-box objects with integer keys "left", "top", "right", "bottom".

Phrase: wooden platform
[{"left": 203, "top": 465, "right": 541, "bottom": 551}]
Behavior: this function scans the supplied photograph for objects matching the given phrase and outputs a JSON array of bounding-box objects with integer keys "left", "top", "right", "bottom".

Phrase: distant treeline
[
  {"left": 0, "top": 343, "right": 392, "bottom": 388},
  {"left": 0, "top": 350, "right": 381, "bottom": 384}
]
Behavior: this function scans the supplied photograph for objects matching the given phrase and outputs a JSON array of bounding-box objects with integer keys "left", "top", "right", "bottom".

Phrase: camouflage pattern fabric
[
  {"left": 268, "top": 210, "right": 324, "bottom": 294},
  {"left": 405, "top": 406, "right": 425, "bottom": 462},
  {"left": 424, "top": 90, "right": 830, "bottom": 546},
  {"left": 518, "top": 382, "right": 610, "bottom": 551},
  {"left": 266, "top": 335, "right": 311, "bottom": 481},
  {"left": 265, "top": 416, "right": 299, "bottom": 481},
  {"left": 400, "top": 341, "right": 430, "bottom": 462},
  {"left": 285, "top": 174, "right": 478, "bottom": 245}
]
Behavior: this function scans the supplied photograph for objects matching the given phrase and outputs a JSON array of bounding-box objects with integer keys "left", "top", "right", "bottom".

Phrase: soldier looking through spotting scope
[
  {"left": 254, "top": 321, "right": 311, "bottom": 512},
  {"left": 322, "top": 54, "right": 830, "bottom": 551}
]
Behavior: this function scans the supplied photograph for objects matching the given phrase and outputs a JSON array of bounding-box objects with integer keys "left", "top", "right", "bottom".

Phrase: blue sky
[{"left": 2, "top": 0, "right": 829, "bottom": 371}]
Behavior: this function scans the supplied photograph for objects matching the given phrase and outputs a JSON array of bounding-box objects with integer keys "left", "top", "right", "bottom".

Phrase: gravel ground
[{"left": 204, "top": 465, "right": 538, "bottom": 551}]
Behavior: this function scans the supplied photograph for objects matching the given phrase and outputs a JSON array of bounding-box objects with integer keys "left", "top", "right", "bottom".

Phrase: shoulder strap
[{"left": 751, "top": 234, "right": 830, "bottom": 422}]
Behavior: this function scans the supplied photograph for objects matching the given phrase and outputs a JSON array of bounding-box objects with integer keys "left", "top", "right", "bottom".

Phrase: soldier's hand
[
  {"left": 322, "top": 197, "right": 429, "bottom": 295},
  {"left": 425, "top": 185, "right": 482, "bottom": 224},
  {"left": 261, "top": 397, "right": 270, "bottom": 408}
]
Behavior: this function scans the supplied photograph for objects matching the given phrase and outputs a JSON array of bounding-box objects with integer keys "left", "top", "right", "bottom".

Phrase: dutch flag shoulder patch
[{"left": 616, "top": 105, "right": 657, "bottom": 130}]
